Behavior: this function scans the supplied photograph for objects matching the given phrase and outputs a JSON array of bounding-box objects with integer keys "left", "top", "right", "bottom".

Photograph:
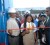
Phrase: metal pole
[{"left": 1, "top": 0, "right": 6, "bottom": 45}]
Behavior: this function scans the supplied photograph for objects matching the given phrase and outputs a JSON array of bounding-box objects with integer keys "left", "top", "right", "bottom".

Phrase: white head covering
[{"left": 8, "top": 8, "right": 16, "bottom": 13}]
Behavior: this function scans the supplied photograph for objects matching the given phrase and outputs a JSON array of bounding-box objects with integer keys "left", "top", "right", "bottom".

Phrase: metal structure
[{"left": 0, "top": 0, "right": 11, "bottom": 45}]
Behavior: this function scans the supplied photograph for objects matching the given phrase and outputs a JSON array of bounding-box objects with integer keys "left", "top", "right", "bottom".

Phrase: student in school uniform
[{"left": 21, "top": 14, "right": 37, "bottom": 45}]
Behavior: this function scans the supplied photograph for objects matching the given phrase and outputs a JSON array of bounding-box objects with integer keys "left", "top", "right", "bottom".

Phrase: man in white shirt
[{"left": 7, "top": 8, "right": 20, "bottom": 45}]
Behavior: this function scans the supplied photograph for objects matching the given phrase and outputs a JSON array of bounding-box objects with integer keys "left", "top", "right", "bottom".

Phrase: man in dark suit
[
  {"left": 45, "top": 7, "right": 50, "bottom": 45},
  {"left": 38, "top": 14, "right": 46, "bottom": 45}
]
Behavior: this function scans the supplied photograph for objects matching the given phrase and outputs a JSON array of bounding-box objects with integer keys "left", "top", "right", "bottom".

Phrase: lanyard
[{"left": 42, "top": 20, "right": 46, "bottom": 25}]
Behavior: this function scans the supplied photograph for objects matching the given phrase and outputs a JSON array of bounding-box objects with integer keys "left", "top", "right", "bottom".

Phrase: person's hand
[
  {"left": 25, "top": 30, "right": 30, "bottom": 34},
  {"left": 27, "top": 28, "right": 32, "bottom": 30},
  {"left": 40, "top": 25, "right": 45, "bottom": 28},
  {"left": 29, "top": 26, "right": 34, "bottom": 30},
  {"left": 27, "top": 26, "right": 34, "bottom": 30},
  {"left": 8, "top": 30, "right": 12, "bottom": 35},
  {"left": 21, "top": 31, "right": 26, "bottom": 36}
]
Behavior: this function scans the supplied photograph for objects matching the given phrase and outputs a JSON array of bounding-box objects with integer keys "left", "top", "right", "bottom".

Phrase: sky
[
  {"left": 12, "top": 0, "right": 49, "bottom": 8},
  {"left": 4, "top": 0, "right": 49, "bottom": 10}
]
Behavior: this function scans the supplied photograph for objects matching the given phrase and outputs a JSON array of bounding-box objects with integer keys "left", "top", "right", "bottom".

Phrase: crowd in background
[{"left": 7, "top": 7, "right": 50, "bottom": 45}]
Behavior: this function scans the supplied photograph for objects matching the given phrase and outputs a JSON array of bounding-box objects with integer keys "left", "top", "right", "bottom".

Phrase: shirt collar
[
  {"left": 27, "top": 22, "right": 32, "bottom": 24},
  {"left": 10, "top": 17, "right": 16, "bottom": 20}
]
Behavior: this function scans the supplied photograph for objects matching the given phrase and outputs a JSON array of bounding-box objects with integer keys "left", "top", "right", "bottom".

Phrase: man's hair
[{"left": 46, "top": 7, "right": 50, "bottom": 10}]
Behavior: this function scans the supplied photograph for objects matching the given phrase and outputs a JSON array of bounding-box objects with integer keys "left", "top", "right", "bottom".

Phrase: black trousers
[
  {"left": 40, "top": 39, "right": 47, "bottom": 45},
  {"left": 19, "top": 33, "right": 23, "bottom": 45}
]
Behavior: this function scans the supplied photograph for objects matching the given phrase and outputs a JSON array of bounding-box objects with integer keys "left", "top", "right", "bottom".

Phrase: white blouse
[{"left": 21, "top": 22, "right": 37, "bottom": 33}]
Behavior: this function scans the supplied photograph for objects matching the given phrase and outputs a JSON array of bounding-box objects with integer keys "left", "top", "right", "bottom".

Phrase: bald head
[{"left": 46, "top": 7, "right": 50, "bottom": 16}]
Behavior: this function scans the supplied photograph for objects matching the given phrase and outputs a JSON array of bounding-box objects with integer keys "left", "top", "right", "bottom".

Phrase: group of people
[{"left": 7, "top": 7, "right": 50, "bottom": 45}]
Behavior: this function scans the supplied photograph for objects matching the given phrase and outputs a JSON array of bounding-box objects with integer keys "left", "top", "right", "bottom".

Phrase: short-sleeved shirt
[{"left": 7, "top": 18, "right": 20, "bottom": 36}]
